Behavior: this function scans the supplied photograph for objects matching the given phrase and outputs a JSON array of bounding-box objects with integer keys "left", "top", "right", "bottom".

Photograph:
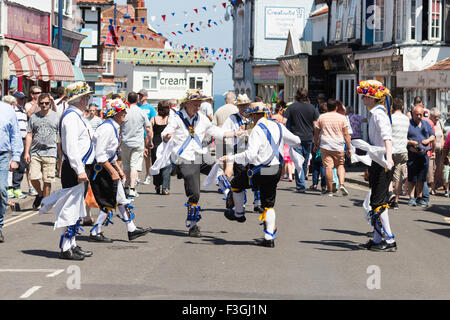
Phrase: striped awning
[
  {"left": 25, "top": 42, "right": 74, "bottom": 81},
  {"left": 5, "top": 39, "right": 40, "bottom": 80}
]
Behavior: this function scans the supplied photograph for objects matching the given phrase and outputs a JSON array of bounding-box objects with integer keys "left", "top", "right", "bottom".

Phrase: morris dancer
[
  {"left": 221, "top": 102, "right": 301, "bottom": 247},
  {"left": 161, "top": 90, "right": 244, "bottom": 237},
  {"left": 87, "top": 99, "right": 151, "bottom": 243},
  {"left": 356, "top": 80, "right": 397, "bottom": 252},
  {"left": 220, "top": 94, "right": 263, "bottom": 216},
  {"left": 58, "top": 82, "right": 95, "bottom": 260}
]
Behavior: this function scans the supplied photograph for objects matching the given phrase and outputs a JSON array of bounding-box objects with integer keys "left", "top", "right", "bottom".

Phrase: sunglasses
[
  {"left": 39, "top": 101, "right": 50, "bottom": 106},
  {"left": 32, "top": 91, "right": 42, "bottom": 95}
]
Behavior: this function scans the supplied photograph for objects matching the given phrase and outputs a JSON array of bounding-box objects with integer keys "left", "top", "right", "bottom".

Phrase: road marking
[
  {"left": 0, "top": 269, "right": 65, "bottom": 277},
  {"left": 346, "top": 182, "right": 369, "bottom": 192},
  {"left": 20, "top": 286, "right": 42, "bottom": 299},
  {"left": 3, "top": 210, "right": 40, "bottom": 227},
  {"left": 4, "top": 210, "right": 36, "bottom": 223}
]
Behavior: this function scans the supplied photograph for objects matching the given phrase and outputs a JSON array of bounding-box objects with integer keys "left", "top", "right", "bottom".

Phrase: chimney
[{"left": 128, "top": 0, "right": 147, "bottom": 22}]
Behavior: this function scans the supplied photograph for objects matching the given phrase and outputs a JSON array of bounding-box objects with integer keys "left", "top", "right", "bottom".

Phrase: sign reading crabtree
[{"left": 264, "top": 7, "right": 305, "bottom": 40}]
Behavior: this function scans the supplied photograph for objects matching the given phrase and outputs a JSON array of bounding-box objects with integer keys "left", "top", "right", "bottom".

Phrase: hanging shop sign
[{"left": 264, "top": 7, "right": 305, "bottom": 40}]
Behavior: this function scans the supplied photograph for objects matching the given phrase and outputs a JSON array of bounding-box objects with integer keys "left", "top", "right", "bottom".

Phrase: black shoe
[
  {"left": 0, "top": 230, "right": 4, "bottom": 243},
  {"left": 358, "top": 239, "right": 376, "bottom": 250},
  {"left": 369, "top": 240, "right": 397, "bottom": 252},
  {"left": 73, "top": 246, "right": 93, "bottom": 257},
  {"left": 296, "top": 189, "right": 306, "bottom": 194},
  {"left": 224, "top": 210, "right": 246, "bottom": 223},
  {"left": 59, "top": 248, "right": 85, "bottom": 260},
  {"left": 155, "top": 186, "right": 161, "bottom": 194},
  {"left": 256, "top": 239, "right": 275, "bottom": 248},
  {"left": 254, "top": 206, "right": 264, "bottom": 213},
  {"left": 128, "top": 226, "right": 151, "bottom": 241},
  {"left": 188, "top": 225, "right": 201, "bottom": 237},
  {"left": 391, "top": 201, "right": 399, "bottom": 210},
  {"left": 88, "top": 232, "right": 113, "bottom": 243},
  {"left": 32, "top": 195, "right": 43, "bottom": 211}
]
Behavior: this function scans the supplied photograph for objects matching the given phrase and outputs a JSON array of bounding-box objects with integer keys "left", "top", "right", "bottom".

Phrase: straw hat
[
  {"left": 179, "top": 89, "right": 208, "bottom": 104},
  {"left": 65, "top": 82, "right": 93, "bottom": 103},
  {"left": 236, "top": 94, "right": 251, "bottom": 106},
  {"left": 245, "top": 102, "right": 270, "bottom": 116}
]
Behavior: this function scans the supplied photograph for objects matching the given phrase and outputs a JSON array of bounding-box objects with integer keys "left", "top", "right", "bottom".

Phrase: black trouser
[
  {"left": 60, "top": 160, "right": 89, "bottom": 197},
  {"left": 230, "top": 164, "right": 250, "bottom": 192},
  {"left": 249, "top": 165, "right": 282, "bottom": 208},
  {"left": 12, "top": 139, "right": 27, "bottom": 190},
  {"left": 368, "top": 161, "right": 393, "bottom": 210},
  {"left": 177, "top": 155, "right": 213, "bottom": 204}
]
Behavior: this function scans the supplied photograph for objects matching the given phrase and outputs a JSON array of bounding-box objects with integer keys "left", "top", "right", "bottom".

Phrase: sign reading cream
[{"left": 265, "top": 7, "right": 305, "bottom": 40}]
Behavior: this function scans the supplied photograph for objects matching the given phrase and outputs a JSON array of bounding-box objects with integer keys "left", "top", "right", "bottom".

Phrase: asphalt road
[{"left": 1, "top": 176, "right": 450, "bottom": 300}]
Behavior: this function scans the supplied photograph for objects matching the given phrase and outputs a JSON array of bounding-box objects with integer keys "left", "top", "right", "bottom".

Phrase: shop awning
[
  {"left": 5, "top": 39, "right": 40, "bottom": 80},
  {"left": 25, "top": 42, "right": 74, "bottom": 81}
]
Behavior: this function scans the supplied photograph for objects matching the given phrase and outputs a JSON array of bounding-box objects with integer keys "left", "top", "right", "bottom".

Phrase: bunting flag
[
  {"left": 162, "top": 15, "right": 166, "bottom": 21},
  {"left": 194, "top": 8, "right": 198, "bottom": 14}
]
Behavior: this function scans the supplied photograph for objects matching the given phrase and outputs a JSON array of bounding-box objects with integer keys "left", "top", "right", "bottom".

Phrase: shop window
[
  {"left": 429, "top": 0, "right": 442, "bottom": 40},
  {"left": 411, "top": 0, "right": 416, "bottom": 40},
  {"left": 374, "top": 0, "right": 385, "bottom": 43},
  {"left": 143, "top": 76, "right": 157, "bottom": 90},
  {"left": 345, "top": 0, "right": 357, "bottom": 39},
  {"left": 335, "top": 0, "right": 344, "bottom": 41},
  {"left": 189, "top": 77, "right": 203, "bottom": 90},
  {"left": 103, "top": 50, "right": 113, "bottom": 75}
]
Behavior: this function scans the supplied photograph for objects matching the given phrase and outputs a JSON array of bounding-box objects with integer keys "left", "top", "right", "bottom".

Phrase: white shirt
[
  {"left": 391, "top": 112, "right": 410, "bottom": 154},
  {"left": 200, "top": 101, "right": 213, "bottom": 118},
  {"left": 368, "top": 105, "right": 392, "bottom": 148},
  {"left": 60, "top": 105, "right": 95, "bottom": 175},
  {"left": 161, "top": 109, "right": 226, "bottom": 162},
  {"left": 55, "top": 98, "right": 69, "bottom": 119},
  {"left": 222, "top": 112, "right": 251, "bottom": 154},
  {"left": 230, "top": 118, "right": 301, "bottom": 166},
  {"left": 93, "top": 118, "right": 120, "bottom": 164}
]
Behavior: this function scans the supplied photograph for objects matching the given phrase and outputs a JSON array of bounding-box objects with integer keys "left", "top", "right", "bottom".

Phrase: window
[
  {"left": 396, "top": 0, "right": 403, "bottom": 41},
  {"left": 189, "top": 77, "right": 203, "bottom": 90},
  {"left": 56, "top": 0, "right": 72, "bottom": 17},
  {"left": 345, "top": 0, "right": 357, "bottom": 39},
  {"left": 143, "top": 76, "right": 157, "bottom": 90},
  {"left": 81, "top": 8, "right": 100, "bottom": 64},
  {"left": 429, "top": 0, "right": 442, "bottom": 40},
  {"left": 335, "top": 0, "right": 344, "bottom": 41},
  {"left": 375, "top": 0, "right": 385, "bottom": 43},
  {"left": 411, "top": 0, "right": 416, "bottom": 40},
  {"left": 103, "top": 50, "right": 113, "bottom": 75}
]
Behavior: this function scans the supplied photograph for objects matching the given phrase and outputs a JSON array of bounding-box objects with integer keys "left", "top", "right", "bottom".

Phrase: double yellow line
[{"left": 4, "top": 210, "right": 40, "bottom": 228}]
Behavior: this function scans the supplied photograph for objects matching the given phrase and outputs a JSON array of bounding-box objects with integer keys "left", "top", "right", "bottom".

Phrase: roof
[
  {"left": 310, "top": 6, "right": 328, "bottom": 17},
  {"left": 115, "top": 48, "right": 215, "bottom": 67},
  {"left": 425, "top": 58, "right": 450, "bottom": 71}
]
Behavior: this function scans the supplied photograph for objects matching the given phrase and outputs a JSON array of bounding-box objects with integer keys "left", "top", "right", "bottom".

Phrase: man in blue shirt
[
  {"left": 407, "top": 106, "right": 435, "bottom": 207},
  {"left": 0, "top": 101, "right": 23, "bottom": 242},
  {"left": 137, "top": 89, "right": 156, "bottom": 184}
]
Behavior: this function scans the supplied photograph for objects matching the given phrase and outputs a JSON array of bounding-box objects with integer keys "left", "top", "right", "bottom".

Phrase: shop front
[
  {"left": 397, "top": 62, "right": 450, "bottom": 117},
  {"left": 252, "top": 63, "right": 284, "bottom": 105},
  {"left": 1, "top": 2, "right": 74, "bottom": 95}
]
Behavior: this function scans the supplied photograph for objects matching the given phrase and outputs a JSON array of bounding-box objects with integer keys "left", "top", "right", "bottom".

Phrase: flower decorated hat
[
  {"left": 65, "top": 81, "right": 93, "bottom": 102},
  {"left": 104, "top": 99, "right": 127, "bottom": 118},
  {"left": 179, "top": 89, "right": 208, "bottom": 104},
  {"left": 357, "top": 80, "right": 393, "bottom": 123},
  {"left": 245, "top": 102, "right": 271, "bottom": 117}
]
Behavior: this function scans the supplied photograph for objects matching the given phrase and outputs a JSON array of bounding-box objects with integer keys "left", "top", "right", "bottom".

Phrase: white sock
[
  {"left": 379, "top": 210, "right": 395, "bottom": 244},
  {"left": 233, "top": 191, "right": 245, "bottom": 215},
  {"left": 118, "top": 205, "right": 137, "bottom": 232},
  {"left": 91, "top": 210, "right": 107, "bottom": 236},
  {"left": 264, "top": 208, "right": 276, "bottom": 240},
  {"left": 61, "top": 229, "right": 72, "bottom": 252},
  {"left": 70, "top": 236, "right": 76, "bottom": 249}
]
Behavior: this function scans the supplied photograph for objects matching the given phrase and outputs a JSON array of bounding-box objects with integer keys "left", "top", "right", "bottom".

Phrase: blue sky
[{"left": 115, "top": 0, "right": 234, "bottom": 99}]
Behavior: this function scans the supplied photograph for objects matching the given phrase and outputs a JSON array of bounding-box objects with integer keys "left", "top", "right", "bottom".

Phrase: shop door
[{"left": 336, "top": 75, "right": 357, "bottom": 113}]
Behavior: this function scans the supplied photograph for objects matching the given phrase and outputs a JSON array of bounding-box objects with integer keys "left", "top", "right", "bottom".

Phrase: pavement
[{"left": 1, "top": 168, "right": 450, "bottom": 300}]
